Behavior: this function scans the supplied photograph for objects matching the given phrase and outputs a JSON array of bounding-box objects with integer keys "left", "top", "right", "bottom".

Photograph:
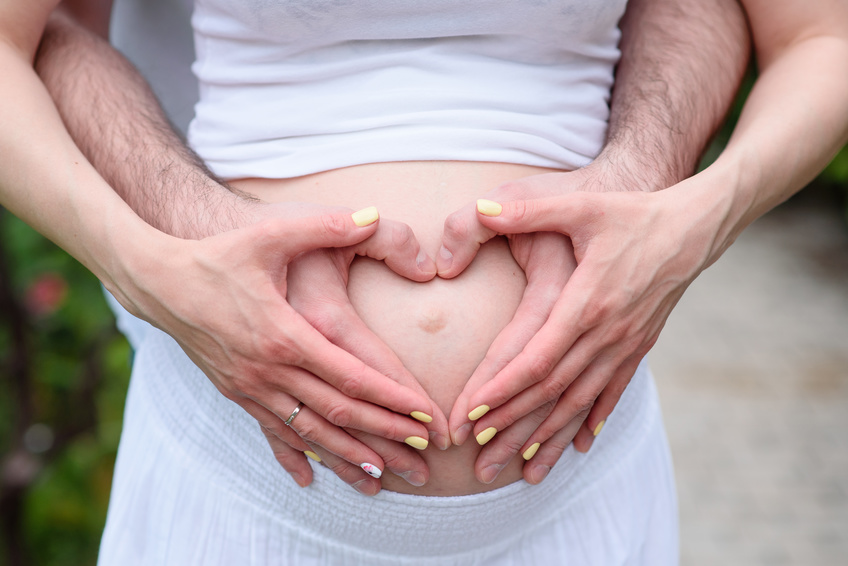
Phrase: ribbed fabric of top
[
  {"left": 98, "top": 305, "right": 678, "bottom": 565},
  {"left": 188, "top": 0, "right": 627, "bottom": 179}
]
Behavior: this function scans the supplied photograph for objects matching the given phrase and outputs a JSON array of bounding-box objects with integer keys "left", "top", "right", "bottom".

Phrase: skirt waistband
[{"left": 127, "top": 327, "right": 659, "bottom": 557}]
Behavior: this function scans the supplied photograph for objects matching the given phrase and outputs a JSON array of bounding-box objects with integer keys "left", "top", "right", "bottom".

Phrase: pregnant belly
[{"left": 232, "top": 161, "right": 562, "bottom": 495}]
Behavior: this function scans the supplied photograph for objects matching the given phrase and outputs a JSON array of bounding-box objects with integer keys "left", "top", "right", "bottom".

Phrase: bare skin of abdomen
[{"left": 233, "top": 161, "right": 561, "bottom": 496}]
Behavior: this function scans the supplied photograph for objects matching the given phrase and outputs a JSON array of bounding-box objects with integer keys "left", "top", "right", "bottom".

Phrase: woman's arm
[
  {"left": 460, "top": 0, "right": 848, "bottom": 481},
  {"left": 1, "top": 0, "right": 444, "bottom": 494}
]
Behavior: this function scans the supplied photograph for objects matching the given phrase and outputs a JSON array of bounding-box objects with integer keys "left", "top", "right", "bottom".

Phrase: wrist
[{"left": 583, "top": 146, "right": 684, "bottom": 193}]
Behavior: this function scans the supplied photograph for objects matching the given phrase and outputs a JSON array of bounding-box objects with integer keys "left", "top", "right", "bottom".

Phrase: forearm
[
  {"left": 0, "top": 25, "right": 165, "bottom": 304},
  {"left": 35, "top": 9, "right": 254, "bottom": 239},
  {"left": 593, "top": 0, "right": 750, "bottom": 191},
  {"left": 702, "top": 34, "right": 848, "bottom": 261}
]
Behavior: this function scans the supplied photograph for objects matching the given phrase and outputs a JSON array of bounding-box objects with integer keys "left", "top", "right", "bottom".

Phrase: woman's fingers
[
  {"left": 449, "top": 232, "right": 574, "bottom": 445},
  {"left": 346, "top": 430, "right": 430, "bottom": 487},
  {"left": 243, "top": 364, "right": 431, "bottom": 446},
  {"left": 472, "top": 403, "right": 556, "bottom": 484},
  {"left": 288, "top": 250, "right": 448, "bottom": 447},
  {"left": 304, "top": 446, "right": 382, "bottom": 496},
  {"left": 290, "top": 310, "right": 438, "bottom": 421}
]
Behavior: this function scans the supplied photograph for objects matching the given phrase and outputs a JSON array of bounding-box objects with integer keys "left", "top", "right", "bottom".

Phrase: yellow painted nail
[
  {"left": 476, "top": 199, "right": 503, "bottom": 217},
  {"left": 593, "top": 420, "right": 606, "bottom": 437},
  {"left": 410, "top": 411, "right": 433, "bottom": 423},
  {"left": 468, "top": 405, "right": 490, "bottom": 421},
  {"left": 522, "top": 442, "right": 541, "bottom": 461},
  {"left": 304, "top": 450, "right": 322, "bottom": 462},
  {"left": 351, "top": 206, "right": 379, "bottom": 227},
  {"left": 476, "top": 427, "right": 498, "bottom": 446},
  {"left": 404, "top": 436, "right": 429, "bottom": 450}
]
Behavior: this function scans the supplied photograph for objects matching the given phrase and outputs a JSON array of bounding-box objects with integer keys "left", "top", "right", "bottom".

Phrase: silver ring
[{"left": 284, "top": 402, "right": 304, "bottom": 427}]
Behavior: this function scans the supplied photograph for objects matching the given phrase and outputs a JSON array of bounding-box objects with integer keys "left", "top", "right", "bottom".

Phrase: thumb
[
  {"left": 475, "top": 195, "right": 597, "bottom": 237},
  {"left": 273, "top": 206, "right": 381, "bottom": 257},
  {"left": 437, "top": 200, "right": 499, "bottom": 279}
]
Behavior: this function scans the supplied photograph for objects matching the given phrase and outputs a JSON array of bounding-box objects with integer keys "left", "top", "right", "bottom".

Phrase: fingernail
[
  {"left": 352, "top": 479, "right": 379, "bottom": 496},
  {"left": 477, "top": 199, "right": 503, "bottom": 216},
  {"left": 410, "top": 411, "right": 433, "bottom": 423},
  {"left": 432, "top": 431, "right": 451, "bottom": 451},
  {"left": 351, "top": 206, "right": 379, "bottom": 227},
  {"left": 475, "top": 427, "right": 498, "bottom": 446},
  {"left": 593, "top": 420, "right": 606, "bottom": 437},
  {"left": 304, "top": 450, "right": 322, "bottom": 463},
  {"left": 480, "top": 463, "right": 504, "bottom": 484},
  {"left": 398, "top": 471, "right": 427, "bottom": 487},
  {"left": 360, "top": 462, "right": 383, "bottom": 479},
  {"left": 529, "top": 464, "right": 551, "bottom": 484},
  {"left": 404, "top": 436, "right": 429, "bottom": 450},
  {"left": 438, "top": 245, "right": 453, "bottom": 270},
  {"left": 452, "top": 423, "right": 472, "bottom": 446},
  {"left": 522, "top": 442, "right": 541, "bottom": 461},
  {"left": 468, "top": 405, "right": 490, "bottom": 421},
  {"left": 415, "top": 250, "right": 435, "bottom": 273}
]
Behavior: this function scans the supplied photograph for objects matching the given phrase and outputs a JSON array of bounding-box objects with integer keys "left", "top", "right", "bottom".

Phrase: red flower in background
[{"left": 25, "top": 273, "right": 68, "bottom": 316}]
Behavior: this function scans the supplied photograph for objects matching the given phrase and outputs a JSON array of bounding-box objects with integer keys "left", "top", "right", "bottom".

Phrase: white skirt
[{"left": 99, "top": 300, "right": 678, "bottom": 565}]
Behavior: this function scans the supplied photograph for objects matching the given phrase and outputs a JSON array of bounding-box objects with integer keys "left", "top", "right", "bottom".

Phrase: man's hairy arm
[
  {"left": 597, "top": 0, "right": 751, "bottom": 191},
  {"left": 37, "top": 6, "right": 249, "bottom": 238}
]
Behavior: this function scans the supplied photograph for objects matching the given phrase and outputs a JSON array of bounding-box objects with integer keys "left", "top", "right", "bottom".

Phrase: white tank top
[{"left": 188, "top": 0, "right": 628, "bottom": 180}]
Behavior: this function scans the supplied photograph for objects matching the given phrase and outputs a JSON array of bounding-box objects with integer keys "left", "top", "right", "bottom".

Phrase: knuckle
[
  {"left": 325, "top": 403, "right": 354, "bottom": 428},
  {"left": 379, "top": 446, "right": 412, "bottom": 471},
  {"left": 337, "top": 365, "right": 366, "bottom": 398},
  {"left": 328, "top": 460, "right": 353, "bottom": 477},
  {"left": 307, "top": 308, "right": 347, "bottom": 340},
  {"left": 540, "top": 375, "right": 567, "bottom": 400},
  {"left": 320, "top": 213, "right": 348, "bottom": 238},
  {"left": 390, "top": 223, "right": 415, "bottom": 250},
  {"left": 293, "top": 418, "right": 319, "bottom": 443},
  {"left": 509, "top": 198, "right": 530, "bottom": 222},
  {"left": 566, "top": 391, "right": 596, "bottom": 417},
  {"left": 526, "top": 353, "right": 556, "bottom": 383},
  {"left": 443, "top": 214, "right": 471, "bottom": 242}
]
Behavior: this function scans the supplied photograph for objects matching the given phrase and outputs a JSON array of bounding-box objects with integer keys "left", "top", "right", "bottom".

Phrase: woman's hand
[
  {"left": 439, "top": 171, "right": 718, "bottom": 484},
  {"left": 116, "top": 205, "right": 445, "bottom": 493}
]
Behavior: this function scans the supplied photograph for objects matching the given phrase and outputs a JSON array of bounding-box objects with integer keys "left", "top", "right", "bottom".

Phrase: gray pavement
[{"left": 650, "top": 191, "right": 848, "bottom": 565}]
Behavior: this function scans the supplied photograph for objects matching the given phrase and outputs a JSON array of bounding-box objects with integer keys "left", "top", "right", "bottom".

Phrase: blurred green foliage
[{"left": 0, "top": 209, "right": 131, "bottom": 566}]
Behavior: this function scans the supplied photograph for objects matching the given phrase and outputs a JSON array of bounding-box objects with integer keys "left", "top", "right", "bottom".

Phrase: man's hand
[{"left": 115, "top": 204, "right": 446, "bottom": 493}]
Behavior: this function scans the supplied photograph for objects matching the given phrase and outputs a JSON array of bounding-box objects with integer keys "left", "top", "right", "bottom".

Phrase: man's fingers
[
  {"left": 522, "top": 412, "right": 588, "bottom": 485},
  {"left": 240, "top": 398, "right": 314, "bottom": 487},
  {"left": 258, "top": 425, "right": 314, "bottom": 488},
  {"left": 351, "top": 218, "right": 436, "bottom": 282},
  {"left": 574, "top": 354, "right": 644, "bottom": 453},
  {"left": 436, "top": 200, "right": 499, "bottom": 278}
]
